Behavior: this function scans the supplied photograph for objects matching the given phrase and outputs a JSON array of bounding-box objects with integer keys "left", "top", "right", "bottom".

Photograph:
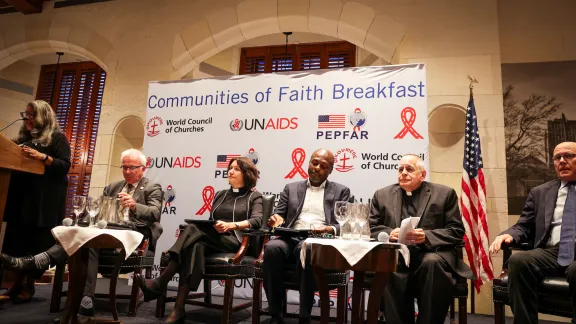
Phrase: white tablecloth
[
  {"left": 301, "top": 238, "right": 410, "bottom": 268},
  {"left": 51, "top": 226, "right": 144, "bottom": 260}
]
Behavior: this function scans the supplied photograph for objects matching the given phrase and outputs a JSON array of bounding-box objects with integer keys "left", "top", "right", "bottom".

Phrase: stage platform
[{"left": 0, "top": 279, "right": 566, "bottom": 324}]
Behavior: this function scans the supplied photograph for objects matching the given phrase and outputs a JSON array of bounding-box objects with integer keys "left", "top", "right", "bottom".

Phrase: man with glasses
[
  {"left": 490, "top": 142, "right": 576, "bottom": 324},
  {"left": 1, "top": 148, "right": 163, "bottom": 316},
  {"left": 369, "top": 154, "right": 473, "bottom": 324}
]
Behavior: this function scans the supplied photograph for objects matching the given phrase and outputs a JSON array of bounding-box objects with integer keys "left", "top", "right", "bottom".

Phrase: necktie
[{"left": 558, "top": 183, "right": 576, "bottom": 266}]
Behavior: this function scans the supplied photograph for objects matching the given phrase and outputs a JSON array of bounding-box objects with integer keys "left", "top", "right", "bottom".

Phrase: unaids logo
[
  {"left": 230, "top": 119, "right": 243, "bottom": 131},
  {"left": 146, "top": 116, "right": 163, "bottom": 137}
]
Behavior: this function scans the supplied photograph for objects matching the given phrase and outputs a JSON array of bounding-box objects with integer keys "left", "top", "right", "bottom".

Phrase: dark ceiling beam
[{"left": 4, "top": 0, "right": 43, "bottom": 14}]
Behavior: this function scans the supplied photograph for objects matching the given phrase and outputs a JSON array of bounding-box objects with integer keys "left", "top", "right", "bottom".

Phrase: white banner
[{"left": 143, "top": 64, "right": 428, "bottom": 306}]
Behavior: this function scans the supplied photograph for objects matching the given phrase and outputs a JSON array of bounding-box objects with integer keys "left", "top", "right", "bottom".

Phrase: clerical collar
[
  {"left": 307, "top": 179, "right": 327, "bottom": 188},
  {"left": 403, "top": 185, "right": 422, "bottom": 197},
  {"left": 231, "top": 187, "right": 248, "bottom": 194}
]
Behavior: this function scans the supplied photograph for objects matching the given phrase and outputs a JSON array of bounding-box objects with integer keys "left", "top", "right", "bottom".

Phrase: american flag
[
  {"left": 317, "top": 114, "right": 346, "bottom": 128},
  {"left": 460, "top": 95, "right": 494, "bottom": 293},
  {"left": 216, "top": 154, "right": 240, "bottom": 168}
]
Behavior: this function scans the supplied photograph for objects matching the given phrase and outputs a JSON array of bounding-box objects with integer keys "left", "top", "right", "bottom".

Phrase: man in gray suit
[
  {"left": 490, "top": 142, "right": 576, "bottom": 324},
  {"left": 1, "top": 148, "right": 163, "bottom": 316},
  {"left": 263, "top": 148, "right": 351, "bottom": 324},
  {"left": 369, "top": 154, "right": 473, "bottom": 324}
]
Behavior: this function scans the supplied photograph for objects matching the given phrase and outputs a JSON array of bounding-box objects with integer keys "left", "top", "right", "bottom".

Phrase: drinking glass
[
  {"left": 334, "top": 201, "right": 348, "bottom": 239},
  {"left": 72, "top": 195, "right": 86, "bottom": 226},
  {"left": 357, "top": 204, "right": 370, "bottom": 240},
  {"left": 86, "top": 196, "right": 101, "bottom": 227},
  {"left": 347, "top": 203, "right": 359, "bottom": 239}
]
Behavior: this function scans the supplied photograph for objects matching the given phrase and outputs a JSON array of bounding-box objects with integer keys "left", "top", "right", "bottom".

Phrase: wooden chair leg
[
  {"left": 202, "top": 279, "right": 211, "bottom": 304},
  {"left": 145, "top": 267, "right": 152, "bottom": 279},
  {"left": 222, "top": 278, "right": 235, "bottom": 324},
  {"left": 155, "top": 279, "right": 166, "bottom": 318},
  {"left": 50, "top": 263, "right": 66, "bottom": 313},
  {"left": 252, "top": 278, "right": 262, "bottom": 324},
  {"left": 494, "top": 302, "right": 505, "bottom": 324},
  {"left": 450, "top": 299, "right": 455, "bottom": 324},
  {"left": 458, "top": 297, "right": 467, "bottom": 324},
  {"left": 128, "top": 267, "right": 142, "bottom": 316}
]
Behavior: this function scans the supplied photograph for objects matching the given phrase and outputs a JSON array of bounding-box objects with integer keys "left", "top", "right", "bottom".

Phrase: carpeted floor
[{"left": 0, "top": 279, "right": 567, "bottom": 324}]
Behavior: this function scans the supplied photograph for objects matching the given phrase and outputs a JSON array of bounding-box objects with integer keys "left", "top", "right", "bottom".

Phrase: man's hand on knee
[{"left": 489, "top": 234, "right": 513, "bottom": 254}]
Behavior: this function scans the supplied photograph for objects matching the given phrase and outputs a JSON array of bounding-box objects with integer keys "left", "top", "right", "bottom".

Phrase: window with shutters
[
  {"left": 36, "top": 62, "right": 106, "bottom": 218},
  {"left": 239, "top": 41, "right": 355, "bottom": 74}
]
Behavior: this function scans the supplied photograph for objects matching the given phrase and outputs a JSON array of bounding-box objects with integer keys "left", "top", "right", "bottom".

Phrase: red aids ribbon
[
  {"left": 284, "top": 148, "right": 308, "bottom": 179},
  {"left": 195, "top": 186, "right": 215, "bottom": 215},
  {"left": 393, "top": 107, "right": 424, "bottom": 139}
]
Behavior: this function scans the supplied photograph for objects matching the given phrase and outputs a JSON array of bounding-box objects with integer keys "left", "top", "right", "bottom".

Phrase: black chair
[
  {"left": 251, "top": 195, "right": 352, "bottom": 324},
  {"left": 155, "top": 194, "right": 274, "bottom": 324},
  {"left": 492, "top": 242, "right": 571, "bottom": 324},
  {"left": 50, "top": 237, "right": 156, "bottom": 316},
  {"left": 360, "top": 244, "right": 469, "bottom": 324}
]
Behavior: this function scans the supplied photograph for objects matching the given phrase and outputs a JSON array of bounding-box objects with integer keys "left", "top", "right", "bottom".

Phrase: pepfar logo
[
  {"left": 146, "top": 116, "right": 163, "bottom": 137},
  {"left": 162, "top": 185, "right": 176, "bottom": 215},
  {"left": 334, "top": 148, "right": 357, "bottom": 173},
  {"left": 316, "top": 108, "right": 368, "bottom": 140},
  {"left": 214, "top": 149, "right": 260, "bottom": 179},
  {"left": 229, "top": 117, "right": 298, "bottom": 131}
]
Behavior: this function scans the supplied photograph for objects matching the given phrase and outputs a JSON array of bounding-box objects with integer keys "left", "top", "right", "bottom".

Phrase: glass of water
[
  {"left": 86, "top": 196, "right": 101, "bottom": 227},
  {"left": 72, "top": 195, "right": 86, "bottom": 226},
  {"left": 334, "top": 201, "right": 348, "bottom": 239}
]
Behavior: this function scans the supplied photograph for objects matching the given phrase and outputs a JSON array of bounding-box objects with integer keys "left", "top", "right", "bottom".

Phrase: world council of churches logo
[{"left": 146, "top": 116, "right": 163, "bottom": 137}]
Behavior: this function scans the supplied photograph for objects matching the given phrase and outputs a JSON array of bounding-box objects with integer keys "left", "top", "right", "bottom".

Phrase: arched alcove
[
  {"left": 170, "top": 0, "right": 406, "bottom": 79},
  {"left": 107, "top": 116, "right": 145, "bottom": 184}
]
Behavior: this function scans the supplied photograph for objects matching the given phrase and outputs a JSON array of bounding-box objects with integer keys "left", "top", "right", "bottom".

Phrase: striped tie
[{"left": 558, "top": 183, "right": 576, "bottom": 266}]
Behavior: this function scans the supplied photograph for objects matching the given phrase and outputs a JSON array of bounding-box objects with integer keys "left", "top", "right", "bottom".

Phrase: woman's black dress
[
  {"left": 168, "top": 188, "right": 263, "bottom": 289},
  {"left": 3, "top": 131, "right": 71, "bottom": 258}
]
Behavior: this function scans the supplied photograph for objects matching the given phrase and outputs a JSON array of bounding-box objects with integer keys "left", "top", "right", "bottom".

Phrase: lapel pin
[{"left": 140, "top": 187, "right": 144, "bottom": 190}]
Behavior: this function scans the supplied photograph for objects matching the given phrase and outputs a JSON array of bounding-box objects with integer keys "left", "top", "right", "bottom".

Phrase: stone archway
[
  {"left": 107, "top": 116, "right": 145, "bottom": 184},
  {"left": 170, "top": 0, "right": 406, "bottom": 79},
  {"left": 0, "top": 21, "right": 118, "bottom": 104}
]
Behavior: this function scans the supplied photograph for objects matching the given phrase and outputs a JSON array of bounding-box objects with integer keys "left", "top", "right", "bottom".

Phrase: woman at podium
[
  {"left": 1, "top": 100, "right": 71, "bottom": 303},
  {"left": 135, "top": 157, "right": 263, "bottom": 324}
]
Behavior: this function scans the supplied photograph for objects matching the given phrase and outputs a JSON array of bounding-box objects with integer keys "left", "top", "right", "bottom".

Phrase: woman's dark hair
[{"left": 228, "top": 157, "right": 258, "bottom": 190}]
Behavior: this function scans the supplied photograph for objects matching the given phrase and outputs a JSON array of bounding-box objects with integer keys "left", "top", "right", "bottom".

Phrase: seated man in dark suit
[
  {"left": 263, "top": 148, "right": 351, "bottom": 324},
  {"left": 490, "top": 142, "right": 576, "bottom": 324},
  {"left": 369, "top": 154, "right": 473, "bottom": 324},
  {"left": 1, "top": 148, "right": 163, "bottom": 316}
]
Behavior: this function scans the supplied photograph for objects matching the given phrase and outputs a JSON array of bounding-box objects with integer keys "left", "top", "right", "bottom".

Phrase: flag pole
[{"left": 467, "top": 75, "right": 478, "bottom": 314}]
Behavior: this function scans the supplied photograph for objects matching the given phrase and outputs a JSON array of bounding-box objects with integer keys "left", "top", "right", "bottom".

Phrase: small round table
[{"left": 310, "top": 243, "right": 400, "bottom": 324}]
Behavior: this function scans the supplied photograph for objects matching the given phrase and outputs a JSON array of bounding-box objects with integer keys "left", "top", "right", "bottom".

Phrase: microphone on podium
[
  {"left": 377, "top": 232, "right": 390, "bottom": 243},
  {"left": 0, "top": 116, "right": 28, "bottom": 132}
]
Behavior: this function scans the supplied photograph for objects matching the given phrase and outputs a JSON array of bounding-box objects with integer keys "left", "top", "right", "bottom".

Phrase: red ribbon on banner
[
  {"left": 195, "top": 186, "right": 215, "bottom": 215},
  {"left": 393, "top": 107, "right": 424, "bottom": 139},
  {"left": 284, "top": 148, "right": 308, "bottom": 179}
]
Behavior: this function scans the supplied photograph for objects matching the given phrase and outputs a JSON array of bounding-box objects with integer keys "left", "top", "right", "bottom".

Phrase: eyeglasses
[
  {"left": 553, "top": 153, "right": 576, "bottom": 162},
  {"left": 120, "top": 165, "right": 143, "bottom": 171},
  {"left": 398, "top": 165, "right": 416, "bottom": 173},
  {"left": 20, "top": 112, "right": 33, "bottom": 119}
]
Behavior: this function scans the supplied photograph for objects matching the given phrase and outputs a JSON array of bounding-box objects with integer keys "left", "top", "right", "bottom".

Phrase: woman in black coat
[
  {"left": 2, "top": 100, "right": 71, "bottom": 302},
  {"left": 135, "top": 157, "right": 263, "bottom": 324}
]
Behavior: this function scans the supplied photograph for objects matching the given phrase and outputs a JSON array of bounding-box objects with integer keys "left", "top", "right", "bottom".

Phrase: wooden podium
[{"left": 0, "top": 133, "right": 44, "bottom": 251}]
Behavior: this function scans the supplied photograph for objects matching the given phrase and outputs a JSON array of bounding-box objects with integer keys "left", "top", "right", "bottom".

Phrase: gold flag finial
[{"left": 468, "top": 75, "right": 478, "bottom": 96}]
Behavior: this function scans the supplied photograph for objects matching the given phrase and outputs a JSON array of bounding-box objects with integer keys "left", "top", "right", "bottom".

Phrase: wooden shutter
[
  {"left": 239, "top": 41, "right": 356, "bottom": 75},
  {"left": 36, "top": 62, "right": 106, "bottom": 218}
]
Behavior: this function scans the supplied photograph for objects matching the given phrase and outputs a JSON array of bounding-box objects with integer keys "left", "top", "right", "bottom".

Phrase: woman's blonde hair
[{"left": 16, "top": 100, "right": 61, "bottom": 146}]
